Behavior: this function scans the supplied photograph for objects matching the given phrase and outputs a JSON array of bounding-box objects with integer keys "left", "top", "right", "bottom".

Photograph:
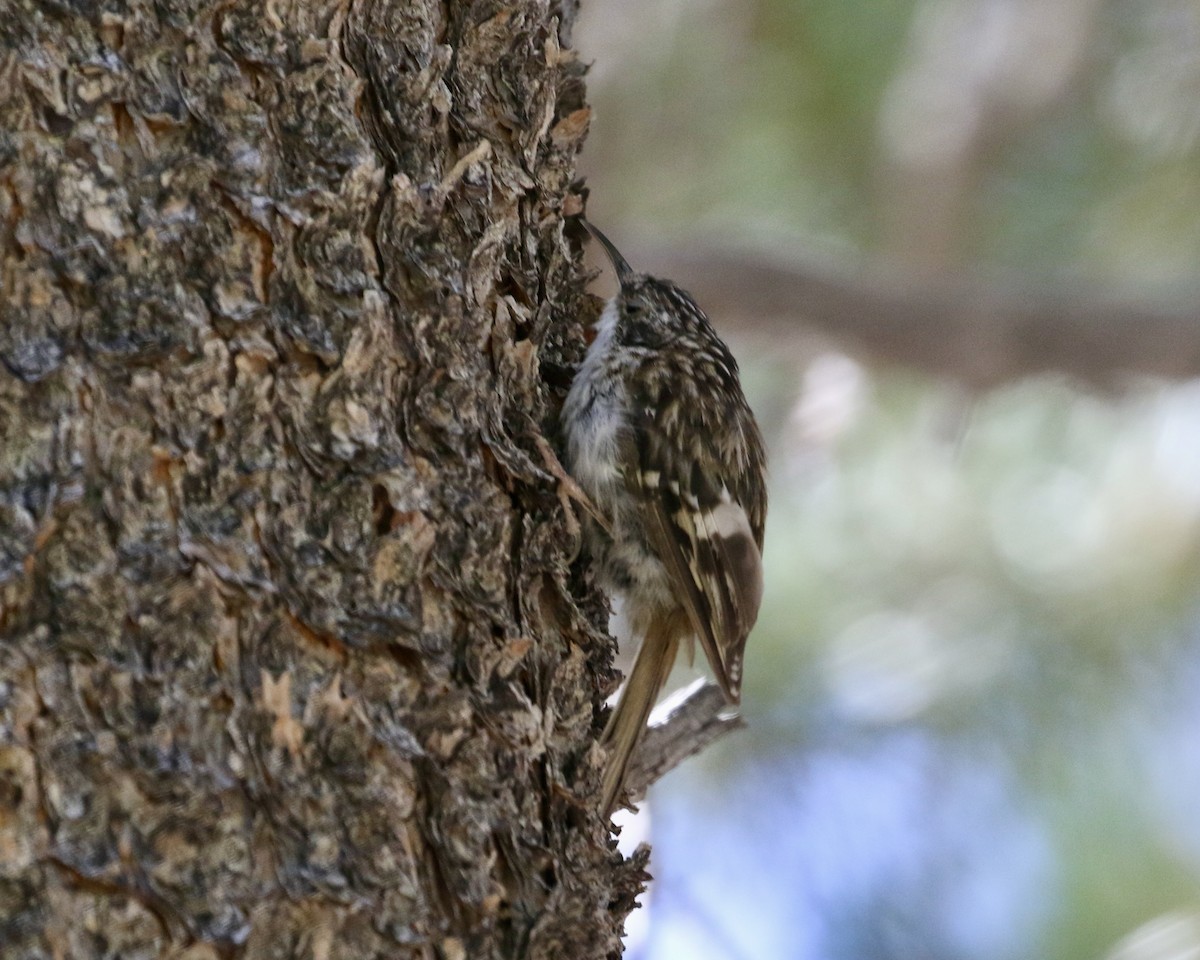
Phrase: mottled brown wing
[{"left": 626, "top": 411, "right": 764, "bottom": 703}]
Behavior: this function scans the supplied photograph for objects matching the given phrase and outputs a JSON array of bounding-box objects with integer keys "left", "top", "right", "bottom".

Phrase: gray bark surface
[{"left": 0, "top": 2, "right": 644, "bottom": 957}]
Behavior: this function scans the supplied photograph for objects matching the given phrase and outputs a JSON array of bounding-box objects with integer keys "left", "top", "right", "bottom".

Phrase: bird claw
[{"left": 533, "top": 434, "right": 612, "bottom": 545}]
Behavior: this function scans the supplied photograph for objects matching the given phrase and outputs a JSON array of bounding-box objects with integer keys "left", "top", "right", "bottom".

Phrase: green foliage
[{"left": 579, "top": 2, "right": 1200, "bottom": 956}]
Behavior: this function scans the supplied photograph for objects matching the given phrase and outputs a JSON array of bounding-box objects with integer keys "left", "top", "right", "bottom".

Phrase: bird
[{"left": 562, "top": 221, "right": 767, "bottom": 817}]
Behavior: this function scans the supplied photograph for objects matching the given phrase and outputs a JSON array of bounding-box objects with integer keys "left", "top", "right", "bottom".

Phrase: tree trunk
[{"left": 0, "top": 2, "right": 643, "bottom": 957}]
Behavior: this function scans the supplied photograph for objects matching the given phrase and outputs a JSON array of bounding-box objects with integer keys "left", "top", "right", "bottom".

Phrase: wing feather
[{"left": 626, "top": 414, "right": 763, "bottom": 704}]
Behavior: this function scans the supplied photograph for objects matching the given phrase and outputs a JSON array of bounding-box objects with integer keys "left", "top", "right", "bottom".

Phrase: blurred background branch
[
  {"left": 635, "top": 242, "right": 1200, "bottom": 386},
  {"left": 577, "top": 0, "right": 1200, "bottom": 958}
]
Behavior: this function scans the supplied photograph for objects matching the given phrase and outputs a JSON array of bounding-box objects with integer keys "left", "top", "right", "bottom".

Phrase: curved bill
[{"left": 583, "top": 220, "right": 635, "bottom": 287}]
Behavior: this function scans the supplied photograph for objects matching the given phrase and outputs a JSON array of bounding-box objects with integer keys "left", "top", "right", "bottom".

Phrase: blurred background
[{"left": 573, "top": 1, "right": 1200, "bottom": 958}]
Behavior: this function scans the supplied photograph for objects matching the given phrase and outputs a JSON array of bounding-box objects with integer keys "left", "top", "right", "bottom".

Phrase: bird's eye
[{"left": 625, "top": 301, "right": 644, "bottom": 315}]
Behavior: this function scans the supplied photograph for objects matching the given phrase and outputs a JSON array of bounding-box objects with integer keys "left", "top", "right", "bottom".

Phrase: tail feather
[{"left": 601, "top": 619, "right": 681, "bottom": 817}]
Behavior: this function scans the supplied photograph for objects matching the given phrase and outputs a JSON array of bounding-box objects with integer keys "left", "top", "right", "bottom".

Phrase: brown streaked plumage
[{"left": 563, "top": 222, "right": 767, "bottom": 817}]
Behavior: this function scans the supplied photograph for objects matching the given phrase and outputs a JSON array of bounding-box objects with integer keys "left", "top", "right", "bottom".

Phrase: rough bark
[{"left": 0, "top": 2, "right": 647, "bottom": 957}]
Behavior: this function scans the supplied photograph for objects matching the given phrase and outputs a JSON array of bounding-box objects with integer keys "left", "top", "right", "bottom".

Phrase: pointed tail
[{"left": 600, "top": 617, "right": 681, "bottom": 817}]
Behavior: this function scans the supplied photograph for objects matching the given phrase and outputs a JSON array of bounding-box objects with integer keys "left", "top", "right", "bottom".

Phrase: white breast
[{"left": 564, "top": 297, "right": 626, "bottom": 501}]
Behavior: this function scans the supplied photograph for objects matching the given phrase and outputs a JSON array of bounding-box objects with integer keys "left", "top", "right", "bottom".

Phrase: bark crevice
[{"left": 0, "top": 2, "right": 639, "bottom": 957}]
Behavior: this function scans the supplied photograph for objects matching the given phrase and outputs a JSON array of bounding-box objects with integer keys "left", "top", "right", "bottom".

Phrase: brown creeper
[{"left": 564, "top": 222, "right": 767, "bottom": 817}]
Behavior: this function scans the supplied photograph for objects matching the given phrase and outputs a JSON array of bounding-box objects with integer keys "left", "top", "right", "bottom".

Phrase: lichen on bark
[{"left": 0, "top": 2, "right": 643, "bottom": 957}]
